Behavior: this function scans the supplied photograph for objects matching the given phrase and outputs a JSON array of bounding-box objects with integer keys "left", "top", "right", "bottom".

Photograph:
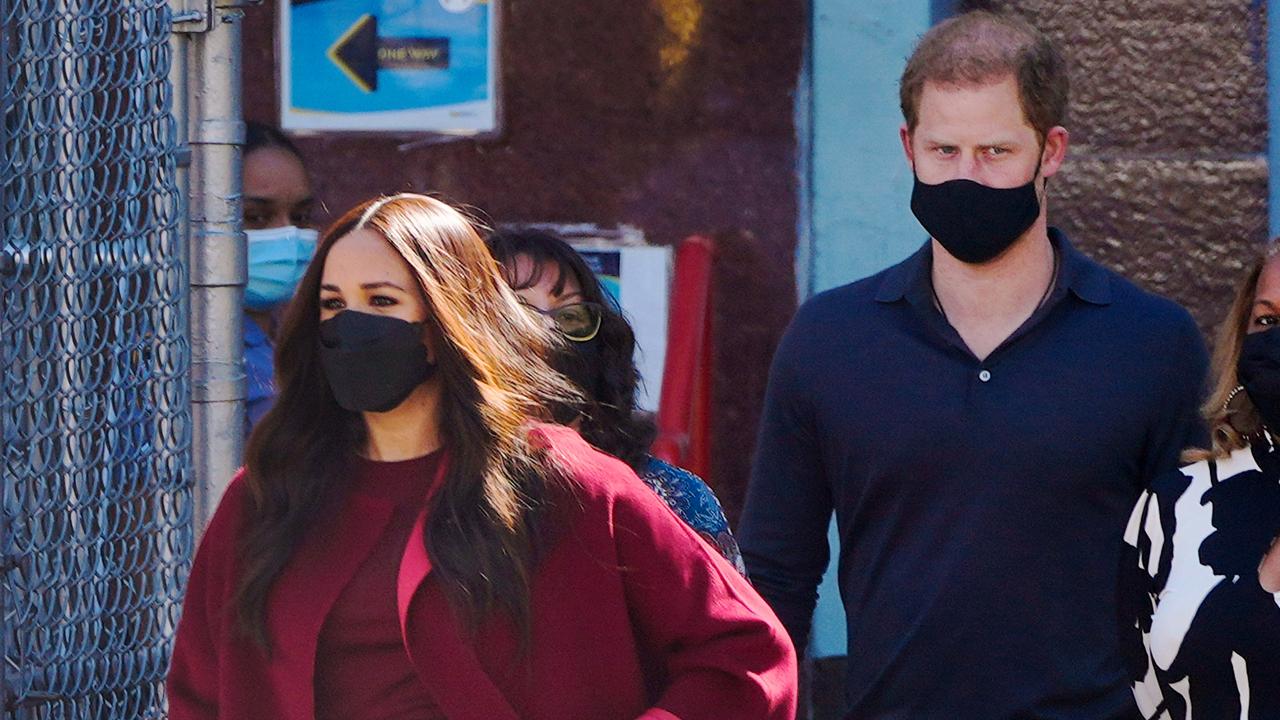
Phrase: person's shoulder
[
  {"left": 219, "top": 469, "right": 254, "bottom": 511},
  {"left": 1147, "top": 444, "right": 1263, "bottom": 499},
  {"left": 640, "top": 456, "right": 725, "bottom": 513},
  {"left": 527, "top": 423, "right": 642, "bottom": 504},
  {"left": 641, "top": 455, "right": 701, "bottom": 486},
  {"left": 781, "top": 253, "right": 920, "bottom": 355},
  {"left": 795, "top": 261, "right": 903, "bottom": 322},
  {"left": 1079, "top": 255, "right": 1198, "bottom": 333},
  {"left": 1111, "top": 273, "right": 1194, "bottom": 323},
  {"left": 201, "top": 469, "right": 255, "bottom": 544}
]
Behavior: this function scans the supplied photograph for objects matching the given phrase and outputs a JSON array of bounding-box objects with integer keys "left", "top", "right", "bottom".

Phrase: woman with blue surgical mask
[{"left": 242, "top": 122, "right": 317, "bottom": 434}]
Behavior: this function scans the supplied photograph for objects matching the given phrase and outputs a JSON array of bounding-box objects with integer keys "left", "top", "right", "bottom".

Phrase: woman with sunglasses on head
[
  {"left": 487, "top": 229, "right": 747, "bottom": 575},
  {"left": 167, "top": 195, "right": 796, "bottom": 720},
  {"left": 1122, "top": 239, "right": 1280, "bottom": 719}
]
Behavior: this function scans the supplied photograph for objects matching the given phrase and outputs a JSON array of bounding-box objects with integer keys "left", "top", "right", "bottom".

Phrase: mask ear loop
[{"left": 1033, "top": 138, "right": 1049, "bottom": 199}]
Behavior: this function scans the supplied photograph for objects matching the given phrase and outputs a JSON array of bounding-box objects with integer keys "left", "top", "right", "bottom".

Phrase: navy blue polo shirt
[{"left": 740, "top": 230, "right": 1208, "bottom": 719}]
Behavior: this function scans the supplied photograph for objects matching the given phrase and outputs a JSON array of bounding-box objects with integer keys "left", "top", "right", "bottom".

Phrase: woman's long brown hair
[{"left": 235, "top": 194, "right": 579, "bottom": 650}]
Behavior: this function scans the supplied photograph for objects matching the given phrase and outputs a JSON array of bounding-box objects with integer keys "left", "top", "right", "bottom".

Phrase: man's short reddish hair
[{"left": 899, "top": 10, "right": 1069, "bottom": 143}]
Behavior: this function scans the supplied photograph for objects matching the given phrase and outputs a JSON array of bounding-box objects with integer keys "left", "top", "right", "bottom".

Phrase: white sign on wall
[{"left": 571, "top": 244, "right": 671, "bottom": 414}]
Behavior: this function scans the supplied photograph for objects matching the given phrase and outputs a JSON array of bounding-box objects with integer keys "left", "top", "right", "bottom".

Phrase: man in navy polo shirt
[{"left": 739, "top": 10, "right": 1207, "bottom": 719}]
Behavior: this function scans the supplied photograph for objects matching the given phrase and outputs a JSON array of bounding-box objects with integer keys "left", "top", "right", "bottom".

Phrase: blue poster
[{"left": 281, "top": 0, "right": 498, "bottom": 133}]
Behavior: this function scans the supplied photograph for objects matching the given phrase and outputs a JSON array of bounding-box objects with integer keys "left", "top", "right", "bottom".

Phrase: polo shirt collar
[
  {"left": 1050, "top": 227, "right": 1111, "bottom": 305},
  {"left": 873, "top": 227, "right": 1112, "bottom": 307}
]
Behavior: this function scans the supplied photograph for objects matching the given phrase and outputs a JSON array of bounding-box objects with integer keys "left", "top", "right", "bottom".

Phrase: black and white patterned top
[{"left": 1123, "top": 442, "right": 1280, "bottom": 720}]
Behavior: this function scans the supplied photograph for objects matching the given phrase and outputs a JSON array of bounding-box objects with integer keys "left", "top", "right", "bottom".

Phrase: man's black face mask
[{"left": 909, "top": 150, "right": 1044, "bottom": 265}]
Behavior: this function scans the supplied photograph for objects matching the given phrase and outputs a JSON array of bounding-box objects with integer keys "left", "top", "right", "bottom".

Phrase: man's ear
[
  {"left": 899, "top": 123, "right": 915, "bottom": 167},
  {"left": 1039, "top": 126, "right": 1069, "bottom": 180}
]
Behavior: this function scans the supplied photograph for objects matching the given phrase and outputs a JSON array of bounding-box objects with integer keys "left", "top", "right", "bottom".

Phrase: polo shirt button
[{"left": 978, "top": 369, "right": 992, "bottom": 383}]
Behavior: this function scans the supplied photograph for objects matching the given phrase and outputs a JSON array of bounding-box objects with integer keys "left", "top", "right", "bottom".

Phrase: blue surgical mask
[{"left": 245, "top": 226, "right": 318, "bottom": 310}]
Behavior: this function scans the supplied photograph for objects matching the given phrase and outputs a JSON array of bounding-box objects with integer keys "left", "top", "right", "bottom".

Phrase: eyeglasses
[{"left": 520, "top": 301, "right": 603, "bottom": 342}]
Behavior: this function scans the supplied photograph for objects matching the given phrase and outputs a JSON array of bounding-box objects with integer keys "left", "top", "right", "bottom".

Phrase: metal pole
[{"left": 186, "top": 0, "right": 246, "bottom": 531}]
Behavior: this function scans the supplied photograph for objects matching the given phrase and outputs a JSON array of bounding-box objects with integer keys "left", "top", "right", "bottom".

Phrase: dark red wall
[{"left": 242, "top": 0, "right": 806, "bottom": 520}]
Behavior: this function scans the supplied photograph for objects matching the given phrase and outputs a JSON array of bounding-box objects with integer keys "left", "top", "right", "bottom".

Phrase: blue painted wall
[
  {"left": 801, "top": 0, "right": 934, "bottom": 658},
  {"left": 803, "top": 3, "right": 932, "bottom": 298}
]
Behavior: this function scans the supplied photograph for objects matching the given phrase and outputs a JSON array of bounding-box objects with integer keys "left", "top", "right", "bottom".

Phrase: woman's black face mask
[
  {"left": 548, "top": 336, "right": 602, "bottom": 424},
  {"left": 318, "top": 310, "right": 435, "bottom": 413},
  {"left": 1238, "top": 326, "right": 1280, "bottom": 432}
]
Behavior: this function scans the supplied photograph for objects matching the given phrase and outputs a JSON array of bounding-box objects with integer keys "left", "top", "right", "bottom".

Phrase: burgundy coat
[{"left": 167, "top": 425, "right": 797, "bottom": 719}]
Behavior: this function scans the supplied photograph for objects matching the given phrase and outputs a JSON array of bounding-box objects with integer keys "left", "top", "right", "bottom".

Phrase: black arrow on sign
[{"left": 327, "top": 14, "right": 450, "bottom": 93}]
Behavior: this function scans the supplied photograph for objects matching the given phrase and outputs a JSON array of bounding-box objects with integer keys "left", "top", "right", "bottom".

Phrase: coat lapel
[{"left": 397, "top": 456, "right": 520, "bottom": 720}]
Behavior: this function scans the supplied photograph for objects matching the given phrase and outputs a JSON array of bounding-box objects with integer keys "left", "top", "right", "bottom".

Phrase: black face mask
[
  {"left": 910, "top": 168, "right": 1042, "bottom": 265},
  {"left": 318, "top": 311, "right": 435, "bottom": 413},
  {"left": 1237, "top": 326, "right": 1280, "bottom": 431},
  {"left": 548, "top": 337, "right": 602, "bottom": 424}
]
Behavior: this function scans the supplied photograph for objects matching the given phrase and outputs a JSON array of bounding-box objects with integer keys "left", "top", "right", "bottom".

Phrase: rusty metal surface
[{"left": 239, "top": 0, "right": 805, "bottom": 521}]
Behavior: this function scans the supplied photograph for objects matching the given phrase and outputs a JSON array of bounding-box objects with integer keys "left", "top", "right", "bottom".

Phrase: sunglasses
[{"left": 520, "top": 301, "right": 603, "bottom": 342}]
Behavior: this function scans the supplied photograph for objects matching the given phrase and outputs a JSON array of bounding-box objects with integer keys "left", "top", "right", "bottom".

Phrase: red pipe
[{"left": 653, "top": 235, "right": 715, "bottom": 480}]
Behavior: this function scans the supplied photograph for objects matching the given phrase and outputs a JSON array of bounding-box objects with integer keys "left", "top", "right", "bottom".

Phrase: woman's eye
[
  {"left": 1257, "top": 315, "right": 1279, "bottom": 327},
  {"left": 320, "top": 297, "right": 345, "bottom": 311},
  {"left": 370, "top": 295, "right": 397, "bottom": 307}
]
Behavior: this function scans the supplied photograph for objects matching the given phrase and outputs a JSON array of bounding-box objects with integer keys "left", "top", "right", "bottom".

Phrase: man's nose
[{"left": 954, "top": 152, "right": 981, "bottom": 181}]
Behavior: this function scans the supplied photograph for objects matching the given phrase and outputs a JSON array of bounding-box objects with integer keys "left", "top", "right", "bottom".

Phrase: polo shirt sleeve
[
  {"left": 608, "top": 471, "right": 799, "bottom": 720},
  {"left": 737, "top": 315, "right": 834, "bottom": 652},
  {"left": 1140, "top": 310, "right": 1209, "bottom": 485}
]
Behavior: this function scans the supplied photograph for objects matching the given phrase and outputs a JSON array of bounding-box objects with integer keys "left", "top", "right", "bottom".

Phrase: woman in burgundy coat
[{"left": 166, "top": 194, "right": 797, "bottom": 720}]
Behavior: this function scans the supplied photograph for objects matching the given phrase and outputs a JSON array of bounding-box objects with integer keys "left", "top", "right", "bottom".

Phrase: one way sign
[{"left": 326, "top": 14, "right": 450, "bottom": 93}]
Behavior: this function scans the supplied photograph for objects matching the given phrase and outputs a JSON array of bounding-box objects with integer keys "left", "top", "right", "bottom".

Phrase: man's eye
[{"left": 986, "top": 147, "right": 1009, "bottom": 156}]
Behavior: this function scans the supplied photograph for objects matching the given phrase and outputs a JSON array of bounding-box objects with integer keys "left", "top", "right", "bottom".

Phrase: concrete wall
[{"left": 975, "top": 0, "right": 1269, "bottom": 333}]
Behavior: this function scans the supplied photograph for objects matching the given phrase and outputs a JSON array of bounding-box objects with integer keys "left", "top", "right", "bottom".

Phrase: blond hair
[{"left": 1185, "top": 238, "right": 1280, "bottom": 462}]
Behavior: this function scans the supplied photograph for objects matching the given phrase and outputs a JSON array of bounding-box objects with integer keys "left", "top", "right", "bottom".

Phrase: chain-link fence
[{"left": 0, "top": 0, "right": 192, "bottom": 717}]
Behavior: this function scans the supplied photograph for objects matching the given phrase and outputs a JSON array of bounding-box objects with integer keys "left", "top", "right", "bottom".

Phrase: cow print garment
[{"left": 1122, "top": 442, "right": 1280, "bottom": 720}]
